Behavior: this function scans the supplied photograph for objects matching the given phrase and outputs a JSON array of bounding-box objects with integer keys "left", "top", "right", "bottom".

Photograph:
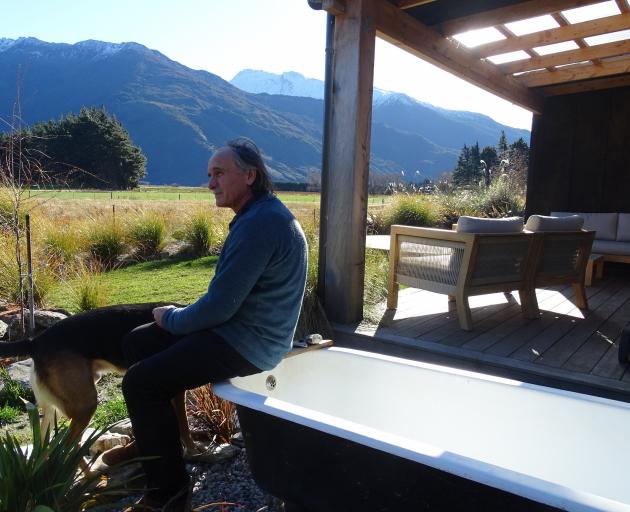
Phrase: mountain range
[{"left": 0, "top": 38, "right": 530, "bottom": 185}]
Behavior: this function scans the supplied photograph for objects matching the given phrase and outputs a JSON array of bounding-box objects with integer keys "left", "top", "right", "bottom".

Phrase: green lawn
[{"left": 48, "top": 256, "right": 218, "bottom": 312}]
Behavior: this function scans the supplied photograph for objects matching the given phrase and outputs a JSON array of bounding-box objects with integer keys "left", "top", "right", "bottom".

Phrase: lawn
[{"left": 47, "top": 256, "right": 219, "bottom": 312}]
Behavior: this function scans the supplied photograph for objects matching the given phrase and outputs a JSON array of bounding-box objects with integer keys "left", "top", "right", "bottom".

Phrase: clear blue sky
[{"left": 3, "top": 0, "right": 533, "bottom": 130}]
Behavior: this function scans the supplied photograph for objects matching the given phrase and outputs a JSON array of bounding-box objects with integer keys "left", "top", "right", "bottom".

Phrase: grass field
[{"left": 24, "top": 187, "right": 389, "bottom": 205}]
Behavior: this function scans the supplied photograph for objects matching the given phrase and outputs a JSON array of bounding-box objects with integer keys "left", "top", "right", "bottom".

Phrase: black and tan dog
[{"left": 0, "top": 303, "right": 195, "bottom": 457}]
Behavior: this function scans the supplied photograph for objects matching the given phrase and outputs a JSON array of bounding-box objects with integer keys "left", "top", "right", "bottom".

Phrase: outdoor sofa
[
  {"left": 387, "top": 215, "right": 594, "bottom": 330},
  {"left": 551, "top": 212, "right": 630, "bottom": 284}
]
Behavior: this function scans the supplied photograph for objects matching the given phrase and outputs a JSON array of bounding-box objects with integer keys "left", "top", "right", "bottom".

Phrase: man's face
[{"left": 207, "top": 148, "right": 255, "bottom": 213}]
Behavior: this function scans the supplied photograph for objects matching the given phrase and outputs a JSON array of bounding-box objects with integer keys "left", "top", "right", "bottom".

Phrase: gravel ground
[{"left": 101, "top": 448, "right": 283, "bottom": 512}]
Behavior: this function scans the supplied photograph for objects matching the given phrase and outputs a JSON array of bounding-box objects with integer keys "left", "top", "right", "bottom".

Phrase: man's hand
[{"left": 153, "top": 305, "right": 176, "bottom": 328}]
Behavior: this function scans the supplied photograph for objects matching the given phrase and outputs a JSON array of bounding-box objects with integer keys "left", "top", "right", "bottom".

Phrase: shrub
[
  {"left": 384, "top": 194, "right": 439, "bottom": 231},
  {"left": 0, "top": 367, "right": 35, "bottom": 409},
  {"left": 0, "top": 192, "right": 27, "bottom": 232},
  {"left": 180, "top": 212, "right": 224, "bottom": 256},
  {"left": 434, "top": 174, "right": 525, "bottom": 226},
  {"left": 367, "top": 206, "right": 388, "bottom": 235},
  {"left": 0, "top": 405, "right": 20, "bottom": 425},
  {"left": 73, "top": 265, "right": 109, "bottom": 312},
  {"left": 473, "top": 174, "right": 525, "bottom": 218},
  {"left": 85, "top": 222, "right": 125, "bottom": 268},
  {"left": 43, "top": 230, "right": 82, "bottom": 268},
  {"left": 0, "top": 401, "right": 139, "bottom": 512},
  {"left": 0, "top": 240, "right": 56, "bottom": 308},
  {"left": 189, "top": 384, "right": 237, "bottom": 445},
  {"left": 294, "top": 219, "right": 333, "bottom": 340},
  {"left": 127, "top": 213, "right": 166, "bottom": 260},
  {"left": 91, "top": 394, "right": 127, "bottom": 430},
  {"left": 434, "top": 189, "right": 478, "bottom": 227},
  {"left": 363, "top": 248, "right": 389, "bottom": 323}
]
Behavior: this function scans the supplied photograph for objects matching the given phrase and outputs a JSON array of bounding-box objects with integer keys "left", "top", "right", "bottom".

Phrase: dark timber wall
[{"left": 526, "top": 86, "right": 630, "bottom": 215}]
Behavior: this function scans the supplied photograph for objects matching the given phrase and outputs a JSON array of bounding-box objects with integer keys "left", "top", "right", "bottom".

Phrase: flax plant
[{"left": 0, "top": 401, "right": 140, "bottom": 512}]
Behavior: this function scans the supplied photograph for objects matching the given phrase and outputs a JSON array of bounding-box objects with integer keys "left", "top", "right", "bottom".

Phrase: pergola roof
[{"left": 356, "top": 0, "right": 630, "bottom": 112}]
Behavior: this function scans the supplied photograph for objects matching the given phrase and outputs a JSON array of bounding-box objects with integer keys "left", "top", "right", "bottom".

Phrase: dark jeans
[{"left": 121, "top": 322, "right": 260, "bottom": 499}]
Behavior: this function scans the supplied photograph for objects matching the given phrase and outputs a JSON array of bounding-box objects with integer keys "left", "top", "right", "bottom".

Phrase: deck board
[
  {"left": 511, "top": 280, "right": 624, "bottom": 363},
  {"left": 342, "top": 265, "right": 630, "bottom": 399}
]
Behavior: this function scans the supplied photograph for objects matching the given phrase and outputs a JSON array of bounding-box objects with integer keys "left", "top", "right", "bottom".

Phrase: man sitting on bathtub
[{"left": 119, "top": 138, "right": 308, "bottom": 511}]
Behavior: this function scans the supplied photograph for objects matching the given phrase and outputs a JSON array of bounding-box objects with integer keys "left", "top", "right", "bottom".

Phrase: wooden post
[{"left": 321, "top": 0, "right": 376, "bottom": 323}]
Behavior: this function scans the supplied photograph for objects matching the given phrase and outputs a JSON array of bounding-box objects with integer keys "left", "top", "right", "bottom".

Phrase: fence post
[{"left": 25, "top": 214, "right": 36, "bottom": 334}]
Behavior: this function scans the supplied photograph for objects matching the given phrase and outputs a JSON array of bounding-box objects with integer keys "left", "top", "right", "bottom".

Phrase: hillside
[{"left": 1, "top": 38, "right": 530, "bottom": 184}]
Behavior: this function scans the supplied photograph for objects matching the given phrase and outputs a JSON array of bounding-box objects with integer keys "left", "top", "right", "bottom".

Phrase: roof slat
[
  {"left": 473, "top": 11, "right": 630, "bottom": 58},
  {"left": 499, "top": 39, "right": 630, "bottom": 74},
  {"left": 516, "top": 56, "right": 630, "bottom": 86},
  {"left": 372, "top": 0, "right": 544, "bottom": 112},
  {"left": 436, "top": 0, "right": 604, "bottom": 36},
  {"left": 616, "top": 0, "right": 630, "bottom": 14}
]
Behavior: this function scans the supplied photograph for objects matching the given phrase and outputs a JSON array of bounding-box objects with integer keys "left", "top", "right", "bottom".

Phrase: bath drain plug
[{"left": 266, "top": 375, "right": 277, "bottom": 391}]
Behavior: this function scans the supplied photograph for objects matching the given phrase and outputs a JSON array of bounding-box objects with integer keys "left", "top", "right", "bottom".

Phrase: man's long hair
[{"left": 227, "top": 138, "right": 274, "bottom": 196}]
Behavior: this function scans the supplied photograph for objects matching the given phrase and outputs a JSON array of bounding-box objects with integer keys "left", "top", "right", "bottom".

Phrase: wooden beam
[
  {"left": 617, "top": 0, "right": 630, "bottom": 14},
  {"left": 371, "top": 0, "right": 544, "bottom": 113},
  {"left": 499, "top": 39, "right": 630, "bottom": 74},
  {"left": 550, "top": 12, "right": 600, "bottom": 66},
  {"left": 475, "top": 12, "right": 630, "bottom": 58},
  {"left": 322, "top": 0, "right": 346, "bottom": 15},
  {"left": 516, "top": 57, "right": 630, "bottom": 86},
  {"left": 437, "top": 0, "right": 603, "bottom": 36},
  {"left": 322, "top": 0, "right": 375, "bottom": 323},
  {"left": 538, "top": 73, "right": 630, "bottom": 94},
  {"left": 395, "top": 0, "right": 435, "bottom": 8}
]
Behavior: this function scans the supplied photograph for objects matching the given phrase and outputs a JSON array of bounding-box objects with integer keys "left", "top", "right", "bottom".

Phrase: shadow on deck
[{"left": 334, "top": 263, "right": 630, "bottom": 402}]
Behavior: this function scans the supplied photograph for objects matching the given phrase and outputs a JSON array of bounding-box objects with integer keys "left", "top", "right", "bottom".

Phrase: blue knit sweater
[{"left": 161, "top": 193, "right": 308, "bottom": 370}]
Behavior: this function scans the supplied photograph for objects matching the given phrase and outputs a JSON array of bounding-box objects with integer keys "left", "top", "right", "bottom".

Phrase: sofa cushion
[
  {"left": 456, "top": 216, "right": 523, "bottom": 234},
  {"left": 525, "top": 214, "right": 584, "bottom": 232},
  {"left": 617, "top": 214, "right": 630, "bottom": 243},
  {"left": 592, "top": 240, "right": 630, "bottom": 256},
  {"left": 551, "top": 212, "right": 618, "bottom": 241}
]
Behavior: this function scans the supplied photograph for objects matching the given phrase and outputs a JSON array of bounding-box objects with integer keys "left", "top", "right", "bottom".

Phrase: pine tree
[
  {"left": 452, "top": 142, "right": 484, "bottom": 186},
  {"left": 480, "top": 146, "right": 498, "bottom": 186},
  {"left": 498, "top": 130, "right": 508, "bottom": 153}
]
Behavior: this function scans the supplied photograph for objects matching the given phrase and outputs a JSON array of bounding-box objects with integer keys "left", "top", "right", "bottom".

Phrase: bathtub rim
[{"left": 214, "top": 346, "right": 630, "bottom": 512}]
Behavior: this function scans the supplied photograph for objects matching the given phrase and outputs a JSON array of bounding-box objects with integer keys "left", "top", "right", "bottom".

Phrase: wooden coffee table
[{"left": 585, "top": 253, "right": 604, "bottom": 286}]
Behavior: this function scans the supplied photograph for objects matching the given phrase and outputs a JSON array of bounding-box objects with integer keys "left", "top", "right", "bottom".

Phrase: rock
[
  {"left": 160, "top": 241, "right": 188, "bottom": 258},
  {"left": 108, "top": 418, "right": 133, "bottom": 437},
  {"left": 230, "top": 432, "right": 245, "bottom": 448},
  {"left": 1, "top": 359, "right": 33, "bottom": 392},
  {"left": 0, "top": 309, "right": 67, "bottom": 340},
  {"left": 0, "top": 320, "right": 7, "bottom": 339},
  {"left": 34, "top": 309, "right": 68, "bottom": 328},
  {"left": 89, "top": 432, "right": 131, "bottom": 456},
  {"left": 185, "top": 443, "right": 240, "bottom": 464}
]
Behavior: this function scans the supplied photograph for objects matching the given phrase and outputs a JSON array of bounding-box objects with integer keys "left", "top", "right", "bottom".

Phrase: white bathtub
[{"left": 214, "top": 347, "right": 630, "bottom": 512}]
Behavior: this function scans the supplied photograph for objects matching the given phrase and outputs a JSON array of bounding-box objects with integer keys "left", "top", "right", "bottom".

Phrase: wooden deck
[{"left": 335, "top": 264, "right": 630, "bottom": 402}]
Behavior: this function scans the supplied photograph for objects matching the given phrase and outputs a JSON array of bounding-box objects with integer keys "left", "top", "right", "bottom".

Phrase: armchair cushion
[
  {"left": 525, "top": 214, "right": 584, "bottom": 232},
  {"left": 456, "top": 216, "right": 523, "bottom": 234}
]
